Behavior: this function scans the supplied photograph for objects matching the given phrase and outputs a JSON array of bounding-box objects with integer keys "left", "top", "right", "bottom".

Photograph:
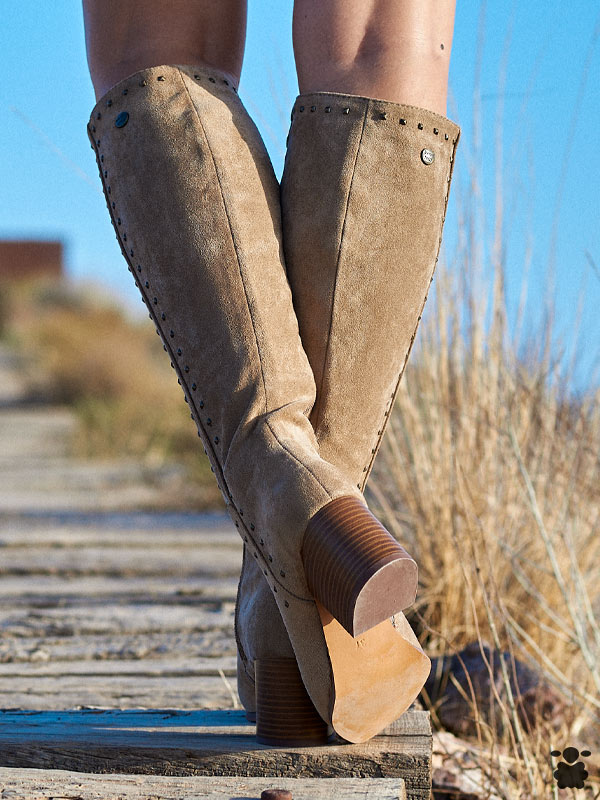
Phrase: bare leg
[
  {"left": 82, "top": 0, "right": 247, "bottom": 101},
  {"left": 292, "top": 0, "right": 456, "bottom": 115}
]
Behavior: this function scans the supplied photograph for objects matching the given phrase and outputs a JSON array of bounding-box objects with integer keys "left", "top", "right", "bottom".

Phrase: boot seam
[
  {"left": 311, "top": 100, "right": 369, "bottom": 433},
  {"left": 177, "top": 67, "right": 269, "bottom": 421},
  {"left": 178, "top": 68, "right": 334, "bottom": 508}
]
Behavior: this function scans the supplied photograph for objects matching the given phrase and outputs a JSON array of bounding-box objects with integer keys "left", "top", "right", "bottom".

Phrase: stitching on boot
[{"left": 310, "top": 99, "right": 369, "bottom": 434}]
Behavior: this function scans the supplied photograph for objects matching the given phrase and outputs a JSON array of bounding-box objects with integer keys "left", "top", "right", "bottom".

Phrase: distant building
[{"left": 0, "top": 240, "right": 63, "bottom": 281}]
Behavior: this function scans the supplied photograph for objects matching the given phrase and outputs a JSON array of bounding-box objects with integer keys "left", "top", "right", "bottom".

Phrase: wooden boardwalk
[{"left": 0, "top": 344, "right": 431, "bottom": 799}]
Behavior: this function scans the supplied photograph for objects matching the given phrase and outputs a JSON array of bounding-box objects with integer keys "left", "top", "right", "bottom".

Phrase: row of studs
[
  {"left": 91, "top": 69, "right": 238, "bottom": 121},
  {"left": 291, "top": 103, "right": 456, "bottom": 141},
  {"left": 88, "top": 116, "right": 295, "bottom": 608},
  {"left": 358, "top": 134, "right": 460, "bottom": 491}
]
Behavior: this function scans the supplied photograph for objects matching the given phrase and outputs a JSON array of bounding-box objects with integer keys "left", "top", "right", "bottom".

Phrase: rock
[{"left": 421, "top": 640, "right": 565, "bottom": 737}]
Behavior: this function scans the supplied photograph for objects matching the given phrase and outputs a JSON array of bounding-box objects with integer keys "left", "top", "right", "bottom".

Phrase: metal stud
[
  {"left": 253, "top": 552, "right": 258, "bottom": 558},
  {"left": 161, "top": 313, "right": 166, "bottom": 320},
  {"left": 153, "top": 297, "right": 157, "bottom": 305},
  {"left": 137, "top": 265, "right": 142, "bottom": 272},
  {"left": 284, "top": 600, "right": 289, "bottom": 607},
  {"left": 418, "top": 122, "right": 424, "bottom": 130},
  {"left": 343, "top": 107, "right": 350, "bottom": 114},
  {"left": 399, "top": 118, "right": 407, "bottom": 125},
  {"left": 106, "top": 99, "right": 112, "bottom": 107},
  {"left": 92, "top": 126, "right": 96, "bottom": 133},
  {"left": 260, "top": 538, "right": 264, "bottom": 545},
  {"left": 433, "top": 127, "right": 439, "bottom": 135},
  {"left": 100, "top": 155, "right": 104, "bottom": 162},
  {"left": 144, "top": 280, "right": 149, "bottom": 288},
  {"left": 107, "top": 186, "right": 111, "bottom": 193},
  {"left": 263, "top": 570, "right": 267, "bottom": 576},
  {"left": 199, "top": 400, "right": 204, "bottom": 408},
  {"left": 96, "top": 112, "right": 102, "bottom": 120},
  {"left": 380, "top": 112, "right": 387, "bottom": 120},
  {"left": 139, "top": 80, "right": 147, "bottom": 87},
  {"left": 209, "top": 77, "right": 216, "bottom": 83},
  {"left": 214, "top": 436, "right": 219, "bottom": 444},
  {"left": 192, "top": 383, "right": 197, "bottom": 391},
  {"left": 170, "top": 330, "right": 174, "bottom": 337},
  {"left": 111, "top": 202, "right": 115, "bottom": 208},
  {"left": 96, "top": 139, "right": 101, "bottom": 146},
  {"left": 117, "top": 218, "right": 121, "bottom": 225},
  {"left": 445, "top": 133, "right": 449, "bottom": 140},
  {"left": 239, "top": 510, "right": 243, "bottom": 516},
  {"left": 194, "top": 74, "right": 200, "bottom": 79},
  {"left": 123, "top": 233, "right": 127, "bottom": 241},
  {"left": 224, "top": 79, "right": 229, "bottom": 85},
  {"left": 310, "top": 105, "right": 316, "bottom": 112},
  {"left": 325, "top": 106, "right": 331, "bottom": 112},
  {"left": 280, "top": 570, "right": 285, "bottom": 578},
  {"left": 299, "top": 105, "right": 304, "bottom": 112},
  {"left": 157, "top": 75, "right": 165, "bottom": 81},
  {"left": 130, "top": 249, "right": 134, "bottom": 256},
  {"left": 177, "top": 348, "right": 182, "bottom": 355},
  {"left": 206, "top": 418, "right": 212, "bottom": 425},
  {"left": 122, "top": 88, "right": 128, "bottom": 95},
  {"left": 268, "top": 555, "right": 273, "bottom": 562},
  {"left": 273, "top": 586, "right": 277, "bottom": 592},
  {"left": 250, "top": 523, "right": 255, "bottom": 530}
]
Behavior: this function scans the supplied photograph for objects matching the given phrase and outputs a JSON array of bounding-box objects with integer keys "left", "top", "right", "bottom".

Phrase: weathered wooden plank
[
  {"left": 0, "top": 603, "right": 235, "bottom": 637},
  {"left": 0, "top": 546, "right": 242, "bottom": 576},
  {"left": 0, "top": 769, "right": 407, "bottom": 800},
  {"left": 0, "top": 575, "right": 239, "bottom": 603},
  {"left": 0, "top": 514, "right": 238, "bottom": 546},
  {"left": 0, "top": 656, "right": 238, "bottom": 677},
  {"left": 0, "top": 676, "right": 238, "bottom": 710},
  {"left": 0, "top": 709, "right": 430, "bottom": 800},
  {"left": 0, "top": 629, "right": 236, "bottom": 664}
]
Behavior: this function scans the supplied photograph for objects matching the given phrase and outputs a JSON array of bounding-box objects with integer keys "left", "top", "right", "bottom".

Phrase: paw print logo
[{"left": 551, "top": 747, "right": 591, "bottom": 789}]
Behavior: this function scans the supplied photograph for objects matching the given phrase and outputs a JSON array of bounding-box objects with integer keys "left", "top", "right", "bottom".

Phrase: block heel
[
  {"left": 255, "top": 658, "right": 332, "bottom": 746},
  {"left": 302, "top": 496, "right": 418, "bottom": 637}
]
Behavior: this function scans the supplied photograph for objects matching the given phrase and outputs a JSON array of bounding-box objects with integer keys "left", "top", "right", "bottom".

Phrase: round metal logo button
[
  {"left": 421, "top": 148, "right": 435, "bottom": 165},
  {"left": 115, "top": 111, "right": 129, "bottom": 128}
]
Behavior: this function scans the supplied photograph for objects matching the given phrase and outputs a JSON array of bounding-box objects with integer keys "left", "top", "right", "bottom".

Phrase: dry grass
[
  {"left": 2, "top": 278, "right": 222, "bottom": 509},
  {"left": 367, "top": 232, "right": 599, "bottom": 797}
]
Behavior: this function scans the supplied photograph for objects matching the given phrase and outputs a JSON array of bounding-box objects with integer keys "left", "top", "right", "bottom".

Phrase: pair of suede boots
[{"left": 87, "top": 63, "right": 459, "bottom": 746}]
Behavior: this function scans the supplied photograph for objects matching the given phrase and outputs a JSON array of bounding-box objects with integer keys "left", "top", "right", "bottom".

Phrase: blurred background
[{"left": 1, "top": 3, "right": 599, "bottom": 794}]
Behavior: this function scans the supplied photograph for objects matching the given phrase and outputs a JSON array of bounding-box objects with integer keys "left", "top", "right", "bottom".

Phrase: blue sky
[{"left": 2, "top": 1, "right": 599, "bottom": 394}]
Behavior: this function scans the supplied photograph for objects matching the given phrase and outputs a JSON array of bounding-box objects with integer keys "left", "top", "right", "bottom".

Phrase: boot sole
[
  {"left": 302, "top": 496, "right": 418, "bottom": 637},
  {"left": 254, "top": 658, "right": 333, "bottom": 746},
  {"left": 318, "top": 600, "right": 431, "bottom": 743},
  {"left": 252, "top": 610, "right": 430, "bottom": 745}
]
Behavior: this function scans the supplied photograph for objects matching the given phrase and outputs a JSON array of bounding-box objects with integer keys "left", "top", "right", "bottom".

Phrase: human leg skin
[
  {"left": 83, "top": 1, "right": 427, "bottom": 745},
  {"left": 292, "top": 0, "right": 456, "bottom": 114},
  {"left": 82, "top": 0, "right": 247, "bottom": 100}
]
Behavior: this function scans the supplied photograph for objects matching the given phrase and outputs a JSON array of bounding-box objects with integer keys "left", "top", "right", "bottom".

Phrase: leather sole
[{"left": 302, "top": 496, "right": 418, "bottom": 637}]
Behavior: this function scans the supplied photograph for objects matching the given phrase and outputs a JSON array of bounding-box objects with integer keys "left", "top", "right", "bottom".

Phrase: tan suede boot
[
  {"left": 237, "top": 92, "right": 459, "bottom": 736},
  {"left": 87, "top": 64, "right": 421, "bottom": 745}
]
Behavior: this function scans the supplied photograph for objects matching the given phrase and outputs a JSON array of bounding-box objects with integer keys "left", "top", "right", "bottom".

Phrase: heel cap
[{"left": 303, "top": 496, "right": 418, "bottom": 636}]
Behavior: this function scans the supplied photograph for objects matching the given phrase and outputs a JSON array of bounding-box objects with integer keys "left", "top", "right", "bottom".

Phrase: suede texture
[
  {"left": 237, "top": 93, "right": 460, "bottom": 717},
  {"left": 87, "top": 63, "right": 364, "bottom": 724}
]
